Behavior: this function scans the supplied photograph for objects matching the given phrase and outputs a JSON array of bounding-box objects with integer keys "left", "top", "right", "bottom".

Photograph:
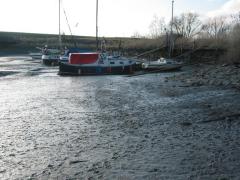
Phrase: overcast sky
[{"left": 0, "top": 0, "right": 239, "bottom": 37}]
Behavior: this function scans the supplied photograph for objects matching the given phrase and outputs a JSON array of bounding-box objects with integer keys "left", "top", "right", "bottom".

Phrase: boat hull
[
  {"left": 42, "top": 55, "right": 60, "bottom": 66},
  {"left": 143, "top": 64, "right": 182, "bottom": 71},
  {"left": 42, "top": 59, "right": 59, "bottom": 66},
  {"left": 58, "top": 62, "right": 133, "bottom": 75}
]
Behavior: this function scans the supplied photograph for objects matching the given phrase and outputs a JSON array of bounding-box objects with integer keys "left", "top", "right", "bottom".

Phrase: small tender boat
[
  {"left": 59, "top": 52, "right": 136, "bottom": 75},
  {"left": 142, "top": 58, "right": 182, "bottom": 71}
]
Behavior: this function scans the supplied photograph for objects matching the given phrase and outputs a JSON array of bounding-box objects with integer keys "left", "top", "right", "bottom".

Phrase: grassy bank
[{"left": 0, "top": 31, "right": 157, "bottom": 54}]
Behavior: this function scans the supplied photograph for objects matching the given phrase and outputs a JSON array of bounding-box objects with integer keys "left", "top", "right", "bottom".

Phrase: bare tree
[
  {"left": 149, "top": 15, "right": 166, "bottom": 39},
  {"left": 231, "top": 11, "right": 240, "bottom": 24},
  {"left": 131, "top": 31, "right": 142, "bottom": 39},
  {"left": 201, "top": 16, "right": 230, "bottom": 39},
  {"left": 171, "top": 13, "right": 202, "bottom": 38}
]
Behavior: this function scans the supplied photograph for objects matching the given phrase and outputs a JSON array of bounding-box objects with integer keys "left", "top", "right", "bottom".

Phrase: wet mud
[{"left": 0, "top": 56, "right": 240, "bottom": 179}]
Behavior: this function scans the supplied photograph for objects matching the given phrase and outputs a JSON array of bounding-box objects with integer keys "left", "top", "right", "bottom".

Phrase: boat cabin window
[
  {"left": 120, "top": 62, "right": 123, "bottom": 64},
  {"left": 110, "top": 62, "right": 115, "bottom": 64},
  {"left": 129, "top": 61, "right": 132, "bottom": 63}
]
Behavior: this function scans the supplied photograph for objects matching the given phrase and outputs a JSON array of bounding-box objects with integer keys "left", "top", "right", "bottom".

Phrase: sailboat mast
[
  {"left": 59, "top": 0, "right": 62, "bottom": 50},
  {"left": 96, "top": 0, "right": 99, "bottom": 51},
  {"left": 169, "top": 0, "right": 174, "bottom": 58}
]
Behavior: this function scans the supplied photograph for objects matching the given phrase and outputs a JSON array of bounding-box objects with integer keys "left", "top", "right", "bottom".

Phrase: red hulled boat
[{"left": 58, "top": 52, "right": 136, "bottom": 75}]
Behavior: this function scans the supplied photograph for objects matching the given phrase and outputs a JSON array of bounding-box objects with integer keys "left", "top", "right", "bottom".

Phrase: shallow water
[{"left": 0, "top": 56, "right": 240, "bottom": 179}]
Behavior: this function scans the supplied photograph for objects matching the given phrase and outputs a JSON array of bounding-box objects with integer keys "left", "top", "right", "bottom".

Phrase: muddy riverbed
[{"left": 0, "top": 55, "right": 240, "bottom": 180}]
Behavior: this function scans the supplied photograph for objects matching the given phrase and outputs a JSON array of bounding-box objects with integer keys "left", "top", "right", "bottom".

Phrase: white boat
[
  {"left": 42, "top": 47, "right": 61, "bottom": 66},
  {"left": 142, "top": 58, "right": 182, "bottom": 71}
]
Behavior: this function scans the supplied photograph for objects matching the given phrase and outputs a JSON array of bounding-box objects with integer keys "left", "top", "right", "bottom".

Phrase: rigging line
[
  {"left": 60, "top": 0, "right": 73, "bottom": 36},
  {"left": 63, "top": 8, "right": 73, "bottom": 37},
  {"left": 61, "top": 0, "right": 77, "bottom": 47}
]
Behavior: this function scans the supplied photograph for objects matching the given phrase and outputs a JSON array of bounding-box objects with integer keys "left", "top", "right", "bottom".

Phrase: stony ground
[
  {"left": 167, "top": 63, "right": 240, "bottom": 89},
  {"left": 0, "top": 56, "right": 240, "bottom": 180}
]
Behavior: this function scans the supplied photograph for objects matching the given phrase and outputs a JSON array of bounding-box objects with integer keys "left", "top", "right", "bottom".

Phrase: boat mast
[
  {"left": 59, "top": 0, "right": 62, "bottom": 50},
  {"left": 169, "top": 0, "right": 174, "bottom": 58},
  {"left": 96, "top": 0, "right": 99, "bottom": 51}
]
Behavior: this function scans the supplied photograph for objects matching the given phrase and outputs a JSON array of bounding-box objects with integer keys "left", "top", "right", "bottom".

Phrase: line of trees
[
  {"left": 140, "top": 12, "right": 240, "bottom": 63},
  {"left": 147, "top": 12, "right": 240, "bottom": 40}
]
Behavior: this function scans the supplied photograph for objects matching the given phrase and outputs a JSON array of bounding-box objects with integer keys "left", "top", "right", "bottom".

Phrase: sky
[{"left": 0, "top": 0, "right": 239, "bottom": 37}]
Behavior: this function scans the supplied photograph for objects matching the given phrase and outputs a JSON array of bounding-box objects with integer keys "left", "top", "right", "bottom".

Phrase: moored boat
[
  {"left": 59, "top": 52, "right": 136, "bottom": 75},
  {"left": 42, "top": 47, "right": 60, "bottom": 66},
  {"left": 142, "top": 58, "right": 182, "bottom": 71}
]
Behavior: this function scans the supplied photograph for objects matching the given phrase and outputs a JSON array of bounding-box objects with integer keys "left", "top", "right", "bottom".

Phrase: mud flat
[{"left": 0, "top": 56, "right": 240, "bottom": 179}]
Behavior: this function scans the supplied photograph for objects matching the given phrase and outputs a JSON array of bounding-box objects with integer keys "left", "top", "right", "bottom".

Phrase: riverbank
[{"left": 167, "top": 63, "right": 240, "bottom": 89}]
